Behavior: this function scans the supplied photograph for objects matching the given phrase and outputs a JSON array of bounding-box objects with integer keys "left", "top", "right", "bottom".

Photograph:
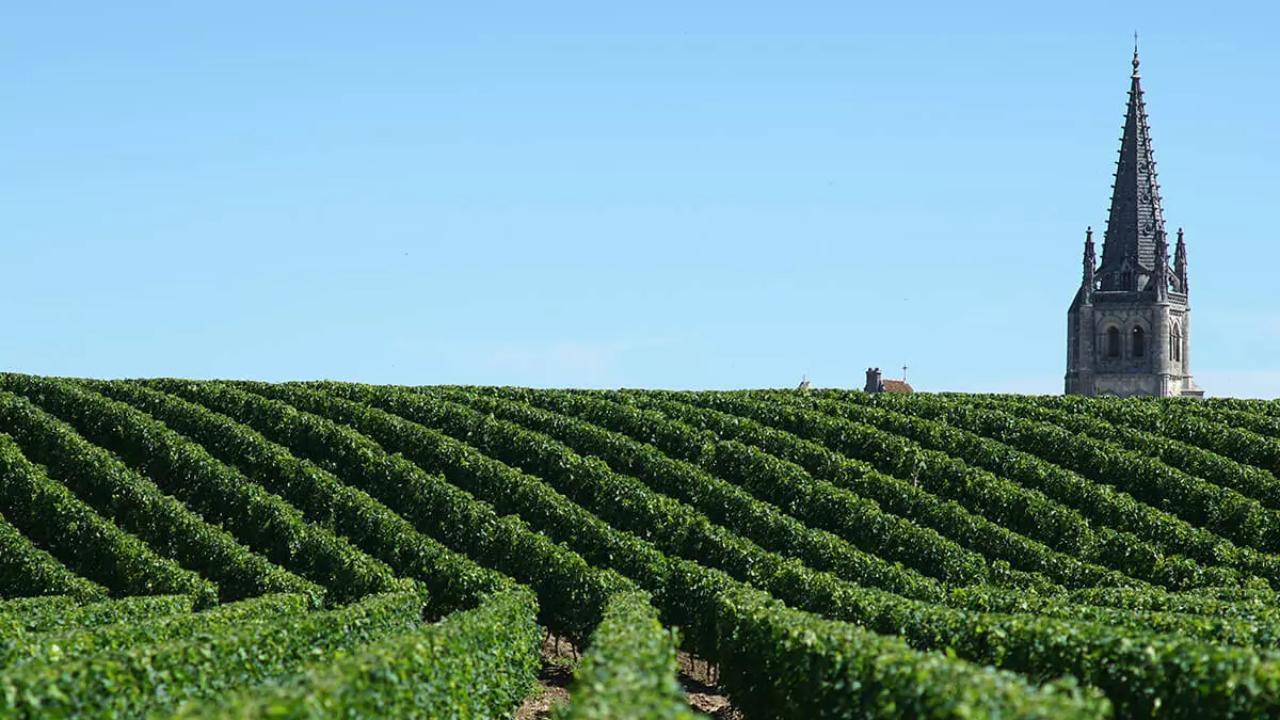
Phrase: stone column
[
  {"left": 1153, "top": 304, "right": 1172, "bottom": 396},
  {"left": 1182, "top": 308, "right": 1193, "bottom": 386},
  {"left": 1078, "top": 306, "right": 1095, "bottom": 395}
]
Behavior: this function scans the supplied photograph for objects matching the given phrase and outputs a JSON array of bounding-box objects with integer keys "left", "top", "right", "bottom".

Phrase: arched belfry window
[
  {"left": 1106, "top": 327, "right": 1121, "bottom": 358},
  {"left": 1132, "top": 326, "right": 1146, "bottom": 358},
  {"left": 1171, "top": 323, "right": 1182, "bottom": 362}
]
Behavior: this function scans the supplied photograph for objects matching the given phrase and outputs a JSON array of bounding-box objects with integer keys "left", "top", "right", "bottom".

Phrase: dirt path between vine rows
[
  {"left": 678, "top": 651, "right": 743, "bottom": 719},
  {"left": 514, "top": 640, "right": 742, "bottom": 719},
  {"left": 515, "top": 636, "right": 575, "bottom": 719}
]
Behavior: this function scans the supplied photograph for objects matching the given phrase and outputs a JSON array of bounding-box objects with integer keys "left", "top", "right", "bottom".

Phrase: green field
[{"left": 7, "top": 375, "right": 1280, "bottom": 717}]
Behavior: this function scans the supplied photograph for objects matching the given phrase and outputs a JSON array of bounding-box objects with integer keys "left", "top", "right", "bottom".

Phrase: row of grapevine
[
  {"left": 282, "top": 383, "right": 1280, "bottom": 717},
  {"left": 296, "top": 383, "right": 976, "bottom": 631},
  {"left": 0, "top": 591, "right": 422, "bottom": 718},
  {"left": 1202, "top": 397, "right": 1280, "bottom": 417},
  {"left": 146, "top": 378, "right": 630, "bottom": 642},
  {"left": 0, "top": 595, "right": 191, "bottom": 642},
  {"left": 685, "top": 390, "right": 1230, "bottom": 589},
  {"left": 772, "top": 389, "right": 1275, "bottom": 586},
  {"left": 455, "top": 389, "right": 1280, "bottom": 647},
  {"left": 845, "top": 391, "right": 1280, "bottom": 560},
  {"left": 1, "top": 375, "right": 409, "bottom": 604},
  {"left": 0, "top": 428, "right": 218, "bottom": 605},
  {"left": 1055, "top": 395, "right": 1280, "bottom": 477},
  {"left": 13, "top": 374, "right": 1280, "bottom": 716},
  {"left": 295, "top": 383, "right": 1128, "bottom": 718},
  {"left": 489, "top": 387, "right": 1153, "bottom": 592},
  {"left": 832, "top": 391, "right": 1266, "bottom": 586},
  {"left": 174, "top": 588, "right": 541, "bottom": 719},
  {"left": 0, "top": 510, "right": 106, "bottom": 603},
  {"left": 0, "top": 384, "right": 320, "bottom": 604},
  {"left": 977, "top": 394, "right": 1280, "bottom": 509},
  {"left": 615, "top": 391, "right": 1125, "bottom": 593},
  {"left": 558, "top": 590, "right": 695, "bottom": 720},
  {"left": 0, "top": 594, "right": 299, "bottom": 672},
  {"left": 87, "top": 379, "right": 511, "bottom": 617},
  {"left": 711, "top": 581, "right": 1107, "bottom": 720},
  {"left": 0, "top": 595, "right": 77, "bottom": 619},
  {"left": 435, "top": 385, "right": 957, "bottom": 599},
  {"left": 135, "top": 379, "right": 1105, "bottom": 712}
]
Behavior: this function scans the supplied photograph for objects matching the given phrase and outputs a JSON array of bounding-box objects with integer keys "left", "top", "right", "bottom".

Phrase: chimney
[{"left": 864, "top": 367, "right": 883, "bottom": 393}]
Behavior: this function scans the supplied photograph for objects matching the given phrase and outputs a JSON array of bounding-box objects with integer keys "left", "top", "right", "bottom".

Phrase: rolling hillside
[{"left": 4, "top": 375, "right": 1280, "bottom": 717}]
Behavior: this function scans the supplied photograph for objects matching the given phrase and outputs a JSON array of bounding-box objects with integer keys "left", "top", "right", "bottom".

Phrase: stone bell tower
[{"left": 1065, "top": 41, "right": 1203, "bottom": 397}]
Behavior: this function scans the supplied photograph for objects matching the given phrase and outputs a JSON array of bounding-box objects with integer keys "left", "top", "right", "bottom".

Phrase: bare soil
[
  {"left": 678, "top": 651, "right": 744, "bottom": 720},
  {"left": 515, "top": 635, "right": 577, "bottom": 720}
]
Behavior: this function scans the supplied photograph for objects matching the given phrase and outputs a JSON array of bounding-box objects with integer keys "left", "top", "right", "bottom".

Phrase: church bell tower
[{"left": 1065, "top": 41, "right": 1203, "bottom": 397}]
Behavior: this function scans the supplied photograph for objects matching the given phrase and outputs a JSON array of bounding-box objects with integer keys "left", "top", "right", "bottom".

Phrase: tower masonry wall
[{"left": 1066, "top": 296, "right": 1196, "bottom": 397}]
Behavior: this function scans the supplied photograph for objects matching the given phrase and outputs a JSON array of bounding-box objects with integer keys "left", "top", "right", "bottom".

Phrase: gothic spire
[
  {"left": 1153, "top": 226, "right": 1170, "bottom": 301},
  {"left": 1082, "top": 226, "right": 1096, "bottom": 297},
  {"left": 1174, "top": 227, "right": 1188, "bottom": 292},
  {"left": 1098, "top": 38, "right": 1166, "bottom": 290}
]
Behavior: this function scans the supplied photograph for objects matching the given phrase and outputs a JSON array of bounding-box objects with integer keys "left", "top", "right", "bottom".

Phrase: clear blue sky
[{"left": 3, "top": 2, "right": 1278, "bottom": 395}]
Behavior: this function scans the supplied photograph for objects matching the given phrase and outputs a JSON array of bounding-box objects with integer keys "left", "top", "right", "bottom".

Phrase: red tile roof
[{"left": 879, "top": 380, "right": 914, "bottom": 394}]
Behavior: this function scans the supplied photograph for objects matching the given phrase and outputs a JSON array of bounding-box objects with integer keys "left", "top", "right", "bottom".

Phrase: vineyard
[{"left": 8, "top": 377, "right": 1280, "bottom": 717}]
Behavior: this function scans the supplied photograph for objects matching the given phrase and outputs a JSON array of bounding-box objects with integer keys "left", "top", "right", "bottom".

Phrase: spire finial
[
  {"left": 1083, "top": 227, "right": 1097, "bottom": 294},
  {"left": 1132, "top": 32, "right": 1140, "bottom": 77}
]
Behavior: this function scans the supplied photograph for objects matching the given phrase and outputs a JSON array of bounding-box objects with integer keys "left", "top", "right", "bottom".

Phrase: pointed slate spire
[{"left": 1098, "top": 37, "right": 1166, "bottom": 290}]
